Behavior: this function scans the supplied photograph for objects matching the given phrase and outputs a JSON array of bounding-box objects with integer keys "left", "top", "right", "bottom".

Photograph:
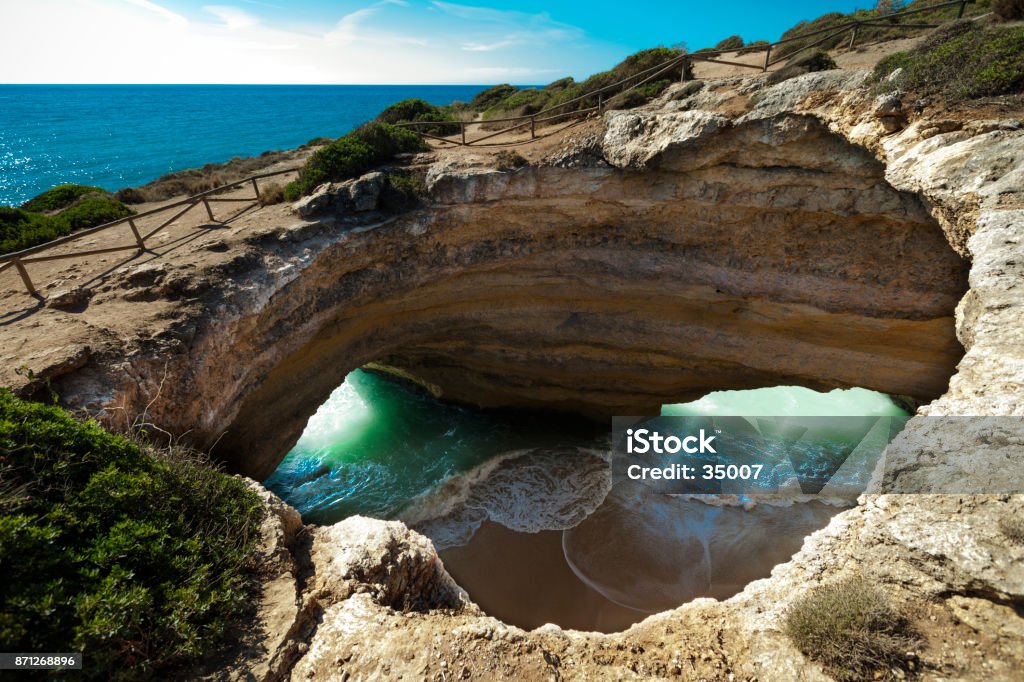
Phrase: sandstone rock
[
  {"left": 345, "top": 171, "right": 384, "bottom": 212},
  {"left": 292, "top": 182, "right": 334, "bottom": 218},
  {"left": 309, "top": 516, "right": 475, "bottom": 612},
  {"left": 46, "top": 286, "right": 91, "bottom": 309}
]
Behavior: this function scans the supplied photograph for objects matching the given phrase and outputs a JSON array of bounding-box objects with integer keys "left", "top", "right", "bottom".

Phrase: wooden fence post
[
  {"left": 202, "top": 197, "right": 215, "bottom": 221},
  {"left": 957, "top": 0, "right": 966, "bottom": 18},
  {"left": 251, "top": 177, "right": 260, "bottom": 199},
  {"left": 848, "top": 24, "right": 860, "bottom": 49},
  {"left": 127, "top": 218, "right": 146, "bottom": 250},
  {"left": 460, "top": 121, "right": 466, "bottom": 146},
  {"left": 12, "top": 257, "right": 36, "bottom": 296},
  {"left": 763, "top": 44, "right": 772, "bottom": 71},
  {"left": 530, "top": 116, "right": 536, "bottom": 139},
  {"left": 680, "top": 57, "right": 691, "bottom": 81}
]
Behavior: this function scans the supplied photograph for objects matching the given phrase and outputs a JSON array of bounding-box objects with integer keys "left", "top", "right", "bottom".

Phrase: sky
[{"left": 0, "top": 0, "right": 869, "bottom": 85}]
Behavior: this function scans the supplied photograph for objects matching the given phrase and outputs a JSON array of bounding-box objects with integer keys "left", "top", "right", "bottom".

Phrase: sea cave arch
[{"left": 195, "top": 115, "right": 968, "bottom": 480}]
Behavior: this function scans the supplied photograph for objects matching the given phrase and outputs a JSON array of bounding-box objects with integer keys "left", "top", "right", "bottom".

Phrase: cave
[{"left": 194, "top": 114, "right": 968, "bottom": 481}]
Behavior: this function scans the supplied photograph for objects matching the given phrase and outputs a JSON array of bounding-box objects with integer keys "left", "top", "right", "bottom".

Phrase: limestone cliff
[{"left": 1, "top": 65, "right": 1023, "bottom": 681}]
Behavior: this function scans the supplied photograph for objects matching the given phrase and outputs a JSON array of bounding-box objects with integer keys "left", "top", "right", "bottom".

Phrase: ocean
[{"left": 0, "top": 84, "right": 489, "bottom": 207}]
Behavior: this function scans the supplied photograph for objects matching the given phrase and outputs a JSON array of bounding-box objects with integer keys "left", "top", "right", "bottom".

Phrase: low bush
[
  {"left": 873, "top": 22, "right": 1024, "bottom": 101},
  {"left": 714, "top": 35, "right": 745, "bottom": 51},
  {"left": 767, "top": 49, "right": 839, "bottom": 85},
  {"left": 1, "top": 195, "right": 135, "bottom": 255},
  {"left": 20, "top": 184, "right": 108, "bottom": 212},
  {"left": 113, "top": 186, "right": 147, "bottom": 204},
  {"left": 999, "top": 515, "right": 1024, "bottom": 544},
  {"left": 257, "top": 182, "right": 286, "bottom": 206},
  {"left": 785, "top": 576, "right": 921, "bottom": 682},
  {"left": 380, "top": 172, "right": 427, "bottom": 212},
  {"left": 737, "top": 39, "right": 770, "bottom": 55},
  {"left": 292, "top": 122, "right": 426, "bottom": 196},
  {"left": 0, "top": 208, "right": 61, "bottom": 255},
  {"left": 493, "top": 150, "right": 529, "bottom": 171},
  {"left": 376, "top": 98, "right": 460, "bottom": 136},
  {"left": 0, "top": 389, "right": 265, "bottom": 680},
  {"left": 52, "top": 196, "right": 134, "bottom": 232}
]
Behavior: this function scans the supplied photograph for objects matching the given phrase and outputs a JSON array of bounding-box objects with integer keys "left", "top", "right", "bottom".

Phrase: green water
[
  {"left": 265, "top": 370, "right": 909, "bottom": 524},
  {"left": 264, "top": 369, "right": 600, "bottom": 524}
]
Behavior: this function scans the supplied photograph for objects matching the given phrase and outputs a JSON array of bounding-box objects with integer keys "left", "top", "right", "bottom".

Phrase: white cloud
[
  {"left": 123, "top": 0, "right": 188, "bottom": 25},
  {"left": 0, "top": 0, "right": 624, "bottom": 84},
  {"left": 204, "top": 5, "right": 260, "bottom": 30}
]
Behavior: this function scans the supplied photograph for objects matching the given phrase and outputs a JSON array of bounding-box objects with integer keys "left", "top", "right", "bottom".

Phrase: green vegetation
[
  {"left": 874, "top": 21, "right": 1024, "bottom": 101},
  {"left": 20, "top": 184, "right": 108, "bottom": 213},
  {"left": 380, "top": 172, "right": 427, "bottom": 212},
  {"left": 767, "top": 49, "right": 839, "bottom": 85},
  {"left": 714, "top": 35, "right": 745, "bottom": 51},
  {"left": 0, "top": 389, "right": 264, "bottom": 680},
  {"left": 472, "top": 47, "right": 683, "bottom": 120},
  {"left": 1, "top": 193, "right": 134, "bottom": 256},
  {"left": 291, "top": 121, "right": 426, "bottom": 197},
  {"left": 774, "top": 0, "right": 993, "bottom": 60},
  {"left": 785, "top": 576, "right": 921, "bottom": 682},
  {"left": 376, "top": 98, "right": 461, "bottom": 135}
]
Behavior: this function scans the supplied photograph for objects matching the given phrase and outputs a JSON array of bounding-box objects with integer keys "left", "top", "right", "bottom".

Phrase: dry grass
[
  {"left": 257, "top": 182, "right": 286, "bottom": 206},
  {"left": 785, "top": 575, "right": 922, "bottom": 682},
  {"left": 998, "top": 515, "right": 1024, "bottom": 544}
]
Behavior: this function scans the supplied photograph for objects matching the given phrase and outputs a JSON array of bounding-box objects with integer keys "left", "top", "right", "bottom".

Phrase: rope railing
[
  {"left": 0, "top": 166, "right": 300, "bottom": 297},
  {"left": 395, "top": 0, "right": 975, "bottom": 147}
]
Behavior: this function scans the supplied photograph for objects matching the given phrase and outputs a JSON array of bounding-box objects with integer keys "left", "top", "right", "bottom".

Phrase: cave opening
[
  {"left": 266, "top": 368, "right": 911, "bottom": 633},
  {"left": 200, "top": 116, "right": 972, "bottom": 633}
]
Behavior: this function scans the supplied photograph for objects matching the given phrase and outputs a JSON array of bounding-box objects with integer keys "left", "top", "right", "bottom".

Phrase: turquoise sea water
[
  {"left": 0, "top": 85, "right": 489, "bottom": 206},
  {"left": 265, "top": 370, "right": 909, "bottom": 528}
]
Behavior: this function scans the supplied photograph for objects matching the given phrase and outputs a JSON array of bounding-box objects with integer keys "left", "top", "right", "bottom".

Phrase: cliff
[{"left": 1, "top": 65, "right": 1023, "bottom": 680}]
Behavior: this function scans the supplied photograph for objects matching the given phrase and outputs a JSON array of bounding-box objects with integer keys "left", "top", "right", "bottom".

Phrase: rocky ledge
[{"left": 2, "top": 68, "right": 1023, "bottom": 680}]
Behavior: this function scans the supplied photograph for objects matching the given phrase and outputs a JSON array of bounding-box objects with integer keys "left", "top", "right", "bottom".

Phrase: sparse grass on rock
[
  {"left": 998, "top": 515, "right": 1024, "bottom": 544},
  {"left": 0, "top": 389, "right": 265, "bottom": 680},
  {"left": 785, "top": 575, "right": 922, "bottom": 682},
  {"left": 494, "top": 150, "right": 529, "bottom": 171}
]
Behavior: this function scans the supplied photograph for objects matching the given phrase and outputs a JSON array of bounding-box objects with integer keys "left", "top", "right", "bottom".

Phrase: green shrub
[
  {"left": 380, "top": 173, "right": 427, "bottom": 212},
  {"left": 785, "top": 576, "right": 921, "bottom": 682},
  {"left": 994, "top": 0, "right": 1024, "bottom": 20},
  {"left": 714, "top": 35, "right": 745, "bottom": 51},
  {"left": 738, "top": 39, "right": 770, "bottom": 55},
  {"left": 20, "top": 184, "right": 109, "bottom": 212},
  {"left": 376, "top": 98, "right": 459, "bottom": 136},
  {"left": 293, "top": 122, "right": 426, "bottom": 196},
  {"left": 874, "top": 23, "right": 1024, "bottom": 101},
  {"left": 469, "top": 84, "right": 520, "bottom": 110},
  {"left": 1, "top": 194, "right": 135, "bottom": 256},
  {"left": 283, "top": 181, "right": 302, "bottom": 202},
  {"left": 51, "top": 196, "right": 134, "bottom": 232},
  {"left": 0, "top": 389, "right": 264, "bottom": 679},
  {"left": 767, "top": 49, "right": 838, "bottom": 85}
]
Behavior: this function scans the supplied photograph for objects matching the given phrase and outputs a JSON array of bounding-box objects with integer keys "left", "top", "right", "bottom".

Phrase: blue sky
[{"left": 0, "top": 1, "right": 868, "bottom": 84}]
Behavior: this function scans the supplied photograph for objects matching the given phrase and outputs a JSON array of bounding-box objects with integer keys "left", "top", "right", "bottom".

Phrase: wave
[{"left": 401, "top": 446, "right": 612, "bottom": 551}]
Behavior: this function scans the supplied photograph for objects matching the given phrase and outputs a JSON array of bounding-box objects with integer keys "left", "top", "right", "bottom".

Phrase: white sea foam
[
  {"left": 294, "top": 377, "right": 373, "bottom": 451},
  {"left": 401, "top": 447, "right": 612, "bottom": 551}
]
